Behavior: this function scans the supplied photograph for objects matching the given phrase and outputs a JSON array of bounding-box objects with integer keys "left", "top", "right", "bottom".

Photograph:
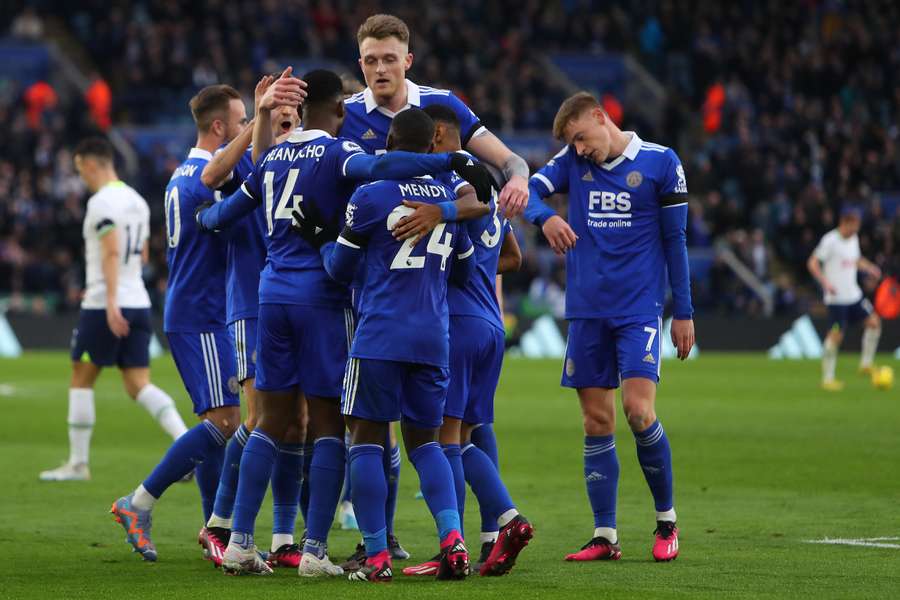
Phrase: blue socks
[
  {"left": 195, "top": 443, "right": 224, "bottom": 522},
  {"left": 143, "top": 419, "right": 227, "bottom": 500},
  {"left": 349, "top": 444, "right": 388, "bottom": 557},
  {"left": 304, "top": 437, "right": 346, "bottom": 556},
  {"left": 340, "top": 431, "right": 353, "bottom": 503},
  {"left": 461, "top": 443, "right": 514, "bottom": 529},
  {"left": 232, "top": 430, "right": 278, "bottom": 536},
  {"left": 584, "top": 435, "right": 619, "bottom": 529},
  {"left": 409, "top": 442, "right": 461, "bottom": 541},
  {"left": 271, "top": 442, "right": 303, "bottom": 538},
  {"left": 298, "top": 443, "right": 314, "bottom": 526},
  {"left": 471, "top": 423, "right": 499, "bottom": 467},
  {"left": 442, "top": 444, "right": 466, "bottom": 535},
  {"left": 633, "top": 420, "right": 674, "bottom": 512},
  {"left": 211, "top": 423, "right": 248, "bottom": 521},
  {"left": 384, "top": 443, "right": 401, "bottom": 535}
]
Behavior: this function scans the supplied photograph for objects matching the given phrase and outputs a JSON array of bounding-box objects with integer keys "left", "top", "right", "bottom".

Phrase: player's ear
[
  {"left": 335, "top": 99, "right": 345, "bottom": 119},
  {"left": 404, "top": 52, "right": 413, "bottom": 72},
  {"left": 428, "top": 141, "right": 435, "bottom": 153},
  {"left": 592, "top": 107, "right": 606, "bottom": 125},
  {"left": 386, "top": 132, "right": 395, "bottom": 151}
]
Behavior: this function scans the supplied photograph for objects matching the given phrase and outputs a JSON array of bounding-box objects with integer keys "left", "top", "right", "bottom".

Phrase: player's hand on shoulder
[
  {"left": 259, "top": 66, "right": 307, "bottom": 110},
  {"left": 194, "top": 201, "right": 214, "bottom": 232},
  {"left": 106, "top": 305, "right": 130, "bottom": 338},
  {"left": 542, "top": 215, "right": 578, "bottom": 255},
  {"left": 291, "top": 204, "right": 337, "bottom": 249},
  {"left": 671, "top": 318, "right": 695, "bottom": 361},
  {"left": 498, "top": 174, "right": 529, "bottom": 218},
  {"left": 393, "top": 200, "right": 440, "bottom": 245},
  {"left": 449, "top": 152, "right": 496, "bottom": 204}
]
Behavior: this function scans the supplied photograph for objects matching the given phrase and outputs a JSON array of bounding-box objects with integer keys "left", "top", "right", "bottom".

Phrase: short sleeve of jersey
[
  {"left": 87, "top": 196, "right": 116, "bottom": 238},
  {"left": 434, "top": 171, "right": 467, "bottom": 195},
  {"left": 240, "top": 165, "right": 263, "bottom": 203},
  {"left": 333, "top": 138, "right": 367, "bottom": 177},
  {"left": 344, "top": 186, "right": 380, "bottom": 239},
  {"left": 530, "top": 146, "right": 572, "bottom": 196},
  {"left": 446, "top": 92, "right": 484, "bottom": 146},
  {"left": 813, "top": 233, "right": 833, "bottom": 262},
  {"left": 659, "top": 148, "right": 689, "bottom": 202}
]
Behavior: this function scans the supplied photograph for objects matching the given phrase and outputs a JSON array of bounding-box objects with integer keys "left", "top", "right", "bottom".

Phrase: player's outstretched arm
[
  {"left": 466, "top": 132, "right": 529, "bottom": 217},
  {"left": 660, "top": 201, "right": 695, "bottom": 359},
  {"left": 392, "top": 187, "right": 489, "bottom": 245},
  {"left": 858, "top": 257, "right": 882, "bottom": 279},
  {"left": 196, "top": 185, "right": 258, "bottom": 232}
]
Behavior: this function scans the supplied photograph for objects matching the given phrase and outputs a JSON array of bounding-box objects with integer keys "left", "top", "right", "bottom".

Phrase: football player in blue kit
[
  {"left": 524, "top": 92, "right": 695, "bottom": 563},
  {"left": 196, "top": 73, "right": 309, "bottom": 569},
  {"left": 307, "top": 107, "right": 477, "bottom": 583},
  {"left": 196, "top": 70, "right": 494, "bottom": 576},
  {"left": 402, "top": 104, "right": 534, "bottom": 578},
  {"left": 110, "top": 85, "right": 249, "bottom": 562}
]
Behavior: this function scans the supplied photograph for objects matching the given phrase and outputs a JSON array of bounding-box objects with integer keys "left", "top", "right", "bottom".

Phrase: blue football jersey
[
  {"left": 342, "top": 79, "right": 485, "bottom": 154},
  {"left": 437, "top": 171, "right": 509, "bottom": 332},
  {"left": 240, "top": 129, "right": 364, "bottom": 308},
  {"left": 530, "top": 133, "right": 688, "bottom": 319},
  {"left": 216, "top": 147, "right": 266, "bottom": 324},
  {"left": 164, "top": 148, "right": 228, "bottom": 332},
  {"left": 345, "top": 177, "right": 474, "bottom": 367}
]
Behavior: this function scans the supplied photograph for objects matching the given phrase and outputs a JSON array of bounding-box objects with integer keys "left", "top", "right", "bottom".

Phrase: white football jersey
[
  {"left": 813, "top": 229, "right": 862, "bottom": 305},
  {"left": 81, "top": 181, "right": 151, "bottom": 309}
]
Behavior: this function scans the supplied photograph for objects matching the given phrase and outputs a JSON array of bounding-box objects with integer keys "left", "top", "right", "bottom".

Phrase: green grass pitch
[{"left": 1, "top": 352, "right": 898, "bottom": 599}]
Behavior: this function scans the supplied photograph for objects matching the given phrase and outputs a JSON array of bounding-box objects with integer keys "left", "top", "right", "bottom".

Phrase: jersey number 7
[{"left": 386, "top": 205, "right": 454, "bottom": 271}]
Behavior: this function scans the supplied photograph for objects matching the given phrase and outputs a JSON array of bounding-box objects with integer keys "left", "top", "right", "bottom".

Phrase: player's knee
[
  {"left": 207, "top": 406, "right": 241, "bottom": 439},
  {"left": 581, "top": 405, "right": 614, "bottom": 435},
  {"left": 624, "top": 404, "right": 656, "bottom": 433}
]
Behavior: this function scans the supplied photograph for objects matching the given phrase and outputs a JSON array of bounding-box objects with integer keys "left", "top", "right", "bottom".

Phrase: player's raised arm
[
  {"left": 253, "top": 67, "right": 307, "bottom": 163},
  {"left": 465, "top": 131, "right": 530, "bottom": 218}
]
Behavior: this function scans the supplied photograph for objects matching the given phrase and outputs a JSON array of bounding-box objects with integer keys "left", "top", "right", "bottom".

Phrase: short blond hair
[
  {"left": 357, "top": 14, "right": 410, "bottom": 46},
  {"left": 552, "top": 92, "right": 602, "bottom": 141}
]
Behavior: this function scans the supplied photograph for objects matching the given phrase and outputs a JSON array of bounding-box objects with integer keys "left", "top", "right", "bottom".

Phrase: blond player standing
[
  {"left": 40, "top": 138, "right": 188, "bottom": 481},
  {"left": 807, "top": 207, "right": 882, "bottom": 390}
]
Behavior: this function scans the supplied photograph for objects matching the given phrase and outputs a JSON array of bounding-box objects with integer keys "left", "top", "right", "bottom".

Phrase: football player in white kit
[
  {"left": 40, "top": 138, "right": 188, "bottom": 481},
  {"left": 807, "top": 207, "right": 882, "bottom": 391}
]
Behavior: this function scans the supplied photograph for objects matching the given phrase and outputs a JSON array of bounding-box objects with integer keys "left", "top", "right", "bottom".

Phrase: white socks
[
  {"left": 822, "top": 338, "right": 838, "bottom": 382},
  {"left": 132, "top": 484, "right": 157, "bottom": 511},
  {"left": 860, "top": 326, "right": 881, "bottom": 369},
  {"left": 207, "top": 514, "right": 232, "bottom": 530},
  {"left": 271, "top": 533, "right": 293, "bottom": 552},
  {"left": 594, "top": 527, "right": 617, "bottom": 543},
  {"left": 136, "top": 384, "right": 188, "bottom": 440},
  {"left": 657, "top": 508, "right": 677, "bottom": 522},
  {"left": 67, "top": 388, "right": 95, "bottom": 465}
]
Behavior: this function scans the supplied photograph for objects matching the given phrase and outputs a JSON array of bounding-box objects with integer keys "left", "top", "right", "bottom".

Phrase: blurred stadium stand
[{"left": 2, "top": 1, "right": 899, "bottom": 346}]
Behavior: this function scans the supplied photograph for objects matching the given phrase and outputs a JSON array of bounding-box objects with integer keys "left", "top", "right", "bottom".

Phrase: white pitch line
[{"left": 805, "top": 537, "right": 900, "bottom": 549}]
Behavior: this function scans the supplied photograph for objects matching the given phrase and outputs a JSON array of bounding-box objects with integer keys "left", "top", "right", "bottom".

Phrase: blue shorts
[
  {"left": 561, "top": 316, "right": 663, "bottom": 389},
  {"left": 342, "top": 357, "right": 450, "bottom": 428},
  {"left": 446, "top": 315, "right": 504, "bottom": 424},
  {"left": 229, "top": 318, "right": 258, "bottom": 383},
  {"left": 166, "top": 330, "right": 240, "bottom": 415},
  {"left": 828, "top": 298, "right": 873, "bottom": 331},
  {"left": 255, "top": 304, "right": 354, "bottom": 396},
  {"left": 70, "top": 308, "right": 151, "bottom": 368}
]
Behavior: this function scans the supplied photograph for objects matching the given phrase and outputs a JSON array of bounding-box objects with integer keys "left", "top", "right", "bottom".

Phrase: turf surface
[{"left": 1, "top": 352, "right": 898, "bottom": 599}]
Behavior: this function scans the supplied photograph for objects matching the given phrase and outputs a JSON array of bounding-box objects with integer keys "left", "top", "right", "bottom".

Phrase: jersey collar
[
  {"left": 286, "top": 129, "right": 333, "bottom": 143},
  {"left": 364, "top": 79, "right": 421, "bottom": 117},
  {"left": 188, "top": 148, "right": 213, "bottom": 161},
  {"left": 599, "top": 132, "right": 642, "bottom": 171}
]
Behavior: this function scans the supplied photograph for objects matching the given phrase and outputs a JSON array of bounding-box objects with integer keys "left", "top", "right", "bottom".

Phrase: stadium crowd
[{"left": 2, "top": 1, "right": 899, "bottom": 319}]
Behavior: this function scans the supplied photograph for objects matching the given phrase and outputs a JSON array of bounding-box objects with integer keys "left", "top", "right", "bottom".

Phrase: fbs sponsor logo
[{"left": 362, "top": 128, "right": 377, "bottom": 140}]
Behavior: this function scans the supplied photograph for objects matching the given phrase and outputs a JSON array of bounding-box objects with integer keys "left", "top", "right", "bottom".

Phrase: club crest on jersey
[
  {"left": 626, "top": 171, "right": 643, "bottom": 188},
  {"left": 228, "top": 376, "right": 240, "bottom": 394},
  {"left": 362, "top": 128, "right": 377, "bottom": 140}
]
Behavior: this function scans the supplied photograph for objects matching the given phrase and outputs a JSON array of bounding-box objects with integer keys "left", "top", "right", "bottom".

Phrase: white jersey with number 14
[{"left": 81, "top": 181, "right": 151, "bottom": 310}]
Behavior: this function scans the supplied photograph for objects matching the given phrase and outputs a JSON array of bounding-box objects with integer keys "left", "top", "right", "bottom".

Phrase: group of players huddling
[{"left": 42, "top": 14, "right": 696, "bottom": 582}]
